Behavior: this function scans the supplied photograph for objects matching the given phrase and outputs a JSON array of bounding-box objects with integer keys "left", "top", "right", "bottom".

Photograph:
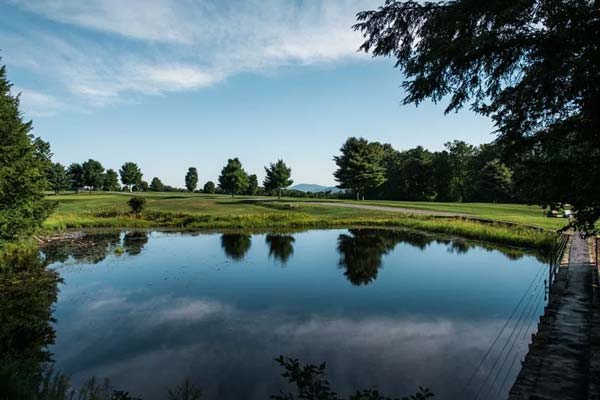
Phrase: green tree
[
  {"left": 119, "top": 162, "right": 142, "bottom": 191},
  {"left": 185, "top": 167, "right": 198, "bottom": 192},
  {"left": 103, "top": 169, "right": 120, "bottom": 191},
  {"left": 475, "top": 159, "right": 513, "bottom": 203},
  {"left": 392, "top": 146, "right": 435, "bottom": 201},
  {"left": 150, "top": 177, "right": 164, "bottom": 192},
  {"left": 445, "top": 141, "right": 476, "bottom": 202},
  {"left": 47, "top": 163, "right": 69, "bottom": 195},
  {"left": 333, "top": 137, "right": 386, "bottom": 200},
  {"left": 218, "top": 158, "right": 249, "bottom": 198},
  {"left": 67, "top": 163, "right": 84, "bottom": 194},
  {"left": 431, "top": 151, "right": 453, "bottom": 201},
  {"left": 81, "top": 159, "right": 104, "bottom": 192},
  {"left": 246, "top": 174, "right": 259, "bottom": 196},
  {"left": 263, "top": 160, "right": 293, "bottom": 199},
  {"left": 354, "top": 1, "right": 600, "bottom": 231},
  {"left": 134, "top": 180, "right": 148, "bottom": 192},
  {"left": 203, "top": 181, "right": 216, "bottom": 194},
  {"left": 0, "top": 62, "right": 53, "bottom": 242}
]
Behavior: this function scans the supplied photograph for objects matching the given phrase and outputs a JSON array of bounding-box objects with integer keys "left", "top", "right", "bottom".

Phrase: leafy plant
[
  {"left": 167, "top": 379, "right": 202, "bottom": 400},
  {"left": 127, "top": 197, "right": 146, "bottom": 217},
  {"left": 271, "top": 356, "right": 434, "bottom": 400}
]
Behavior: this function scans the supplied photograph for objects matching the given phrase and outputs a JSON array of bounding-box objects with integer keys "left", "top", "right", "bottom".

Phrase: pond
[{"left": 41, "top": 228, "right": 549, "bottom": 399}]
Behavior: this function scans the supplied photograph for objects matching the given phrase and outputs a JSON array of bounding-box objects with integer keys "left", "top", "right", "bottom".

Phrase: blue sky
[{"left": 0, "top": 0, "right": 494, "bottom": 187}]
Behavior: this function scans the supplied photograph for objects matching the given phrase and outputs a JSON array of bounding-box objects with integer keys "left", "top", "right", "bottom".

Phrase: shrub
[{"left": 127, "top": 197, "right": 146, "bottom": 216}]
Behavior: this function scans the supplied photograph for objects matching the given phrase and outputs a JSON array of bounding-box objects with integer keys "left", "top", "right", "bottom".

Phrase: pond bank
[
  {"left": 509, "top": 234, "right": 600, "bottom": 399},
  {"left": 42, "top": 211, "right": 557, "bottom": 251}
]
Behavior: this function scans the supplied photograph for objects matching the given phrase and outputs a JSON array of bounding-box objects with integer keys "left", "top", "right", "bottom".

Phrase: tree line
[
  {"left": 334, "top": 137, "right": 527, "bottom": 203},
  {"left": 46, "top": 157, "right": 294, "bottom": 199}
]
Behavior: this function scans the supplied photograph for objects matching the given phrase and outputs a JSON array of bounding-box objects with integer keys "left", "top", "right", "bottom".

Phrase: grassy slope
[
  {"left": 325, "top": 200, "right": 566, "bottom": 230},
  {"left": 42, "top": 192, "right": 566, "bottom": 250}
]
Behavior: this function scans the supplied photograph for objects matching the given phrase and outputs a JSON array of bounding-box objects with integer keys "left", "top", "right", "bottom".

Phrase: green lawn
[
  {"left": 42, "top": 192, "right": 565, "bottom": 250},
  {"left": 326, "top": 200, "right": 567, "bottom": 230}
]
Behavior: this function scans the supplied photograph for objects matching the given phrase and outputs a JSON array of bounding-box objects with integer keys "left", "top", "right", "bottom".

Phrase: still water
[{"left": 44, "top": 229, "right": 549, "bottom": 399}]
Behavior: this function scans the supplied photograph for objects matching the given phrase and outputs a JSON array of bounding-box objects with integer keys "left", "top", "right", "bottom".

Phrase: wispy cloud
[
  {"left": 12, "top": 86, "right": 66, "bottom": 117},
  {"left": 3, "top": 0, "right": 373, "bottom": 109}
]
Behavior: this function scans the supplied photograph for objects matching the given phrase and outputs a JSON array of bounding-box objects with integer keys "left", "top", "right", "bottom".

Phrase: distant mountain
[{"left": 289, "top": 184, "right": 343, "bottom": 193}]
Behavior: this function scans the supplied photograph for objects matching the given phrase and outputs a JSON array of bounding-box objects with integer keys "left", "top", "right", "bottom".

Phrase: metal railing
[
  {"left": 546, "top": 234, "right": 569, "bottom": 297},
  {"left": 594, "top": 236, "right": 600, "bottom": 272}
]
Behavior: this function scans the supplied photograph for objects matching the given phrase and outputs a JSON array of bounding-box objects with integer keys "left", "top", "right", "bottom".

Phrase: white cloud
[
  {"left": 157, "top": 299, "right": 231, "bottom": 322},
  {"left": 11, "top": 87, "right": 66, "bottom": 117},
  {"left": 3, "top": 0, "right": 375, "bottom": 109}
]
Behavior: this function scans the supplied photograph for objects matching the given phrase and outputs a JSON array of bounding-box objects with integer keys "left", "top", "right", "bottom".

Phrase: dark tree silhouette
[
  {"left": 265, "top": 234, "right": 295, "bottom": 265},
  {"left": 337, "top": 229, "right": 401, "bottom": 285},
  {"left": 220, "top": 234, "right": 252, "bottom": 261},
  {"left": 354, "top": 0, "right": 600, "bottom": 232},
  {"left": 123, "top": 231, "right": 149, "bottom": 256},
  {"left": 0, "top": 248, "right": 60, "bottom": 398}
]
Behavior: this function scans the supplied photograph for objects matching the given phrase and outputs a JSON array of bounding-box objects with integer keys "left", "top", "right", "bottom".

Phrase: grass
[{"left": 42, "top": 191, "right": 564, "bottom": 250}]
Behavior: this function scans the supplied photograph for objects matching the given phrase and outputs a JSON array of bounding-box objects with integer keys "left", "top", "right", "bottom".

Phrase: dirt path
[{"left": 307, "top": 202, "right": 468, "bottom": 217}]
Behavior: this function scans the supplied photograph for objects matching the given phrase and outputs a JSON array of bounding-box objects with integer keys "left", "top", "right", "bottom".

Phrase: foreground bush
[{"left": 127, "top": 197, "right": 146, "bottom": 217}]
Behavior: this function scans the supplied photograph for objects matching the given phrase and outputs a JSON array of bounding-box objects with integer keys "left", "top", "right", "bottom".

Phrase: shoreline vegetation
[{"left": 38, "top": 192, "right": 564, "bottom": 251}]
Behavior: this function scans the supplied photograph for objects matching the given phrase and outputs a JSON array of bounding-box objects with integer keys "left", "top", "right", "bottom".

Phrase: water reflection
[
  {"left": 0, "top": 249, "right": 60, "bottom": 398},
  {"left": 336, "top": 229, "right": 549, "bottom": 286},
  {"left": 220, "top": 234, "right": 252, "bottom": 261},
  {"left": 41, "top": 231, "right": 149, "bottom": 265},
  {"left": 123, "top": 231, "right": 149, "bottom": 256},
  {"left": 42, "top": 232, "right": 121, "bottom": 264},
  {"left": 20, "top": 228, "right": 551, "bottom": 399},
  {"left": 265, "top": 234, "right": 295, "bottom": 265}
]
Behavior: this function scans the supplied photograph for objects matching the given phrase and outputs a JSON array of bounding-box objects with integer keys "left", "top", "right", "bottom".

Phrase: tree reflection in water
[
  {"left": 220, "top": 234, "right": 252, "bottom": 261},
  {"left": 123, "top": 231, "right": 149, "bottom": 256},
  {"left": 337, "top": 229, "right": 409, "bottom": 285},
  {"left": 337, "top": 228, "right": 543, "bottom": 286},
  {"left": 0, "top": 248, "right": 60, "bottom": 399},
  {"left": 265, "top": 234, "right": 295, "bottom": 265},
  {"left": 1, "top": 228, "right": 542, "bottom": 398}
]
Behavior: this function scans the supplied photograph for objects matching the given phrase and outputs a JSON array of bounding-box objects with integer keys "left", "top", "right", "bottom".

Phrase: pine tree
[
  {"left": 264, "top": 160, "right": 293, "bottom": 199},
  {"left": 0, "top": 62, "right": 53, "bottom": 242},
  {"left": 48, "top": 163, "right": 69, "bottom": 195}
]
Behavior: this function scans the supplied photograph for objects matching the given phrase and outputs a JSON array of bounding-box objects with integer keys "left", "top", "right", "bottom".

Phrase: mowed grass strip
[{"left": 43, "top": 192, "right": 560, "bottom": 249}]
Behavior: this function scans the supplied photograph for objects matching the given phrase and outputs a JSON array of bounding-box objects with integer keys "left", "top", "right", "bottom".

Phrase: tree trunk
[
  {"left": 356, "top": 191, "right": 360, "bottom": 201},
  {"left": 278, "top": 188, "right": 281, "bottom": 199}
]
